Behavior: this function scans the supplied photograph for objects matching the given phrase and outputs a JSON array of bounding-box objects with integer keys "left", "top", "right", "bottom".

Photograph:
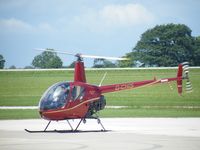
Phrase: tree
[
  {"left": 93, "top": 59, "right": 116, "bottom": 68},
  {"left": 0, "top": 54, "right": 5, "bottom": 69},
  {"left": 193, "top": 36, "right": 200, "bottom": 66},
  {"left": 68, "top": 61, "right": 75, "bottom": 68},
  {"left": 117, "top": 52, "right": 135, "bottom": 67},
  {"left": 133, "top": 24, "right": 195, "bottom": 66},
  {"left": 9, "top": 65, "right": 16, "bottom": 69},
  {"left": 24, "top": 66, "right": 34, "bottom": 69},
  {"left": 32, "top": 49, "right": 63, "bottom": 68}
]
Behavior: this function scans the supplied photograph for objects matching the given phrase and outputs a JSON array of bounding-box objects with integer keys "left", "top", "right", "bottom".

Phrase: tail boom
[
  {"left": 99, "top": 62, "right": 191, "bottom": 95},
  {"left": 99, "top": 79, "right": 157, "bottom": 94}
]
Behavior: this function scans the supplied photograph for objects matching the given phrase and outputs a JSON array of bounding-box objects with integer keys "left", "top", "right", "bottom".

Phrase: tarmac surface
[{"left": 0, "top": 118, "right": 200, "bottom": 150}]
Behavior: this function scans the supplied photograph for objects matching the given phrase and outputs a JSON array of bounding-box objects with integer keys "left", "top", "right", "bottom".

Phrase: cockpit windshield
[{"left": 39, "top": 82, "right": 70, "bottom": 111}]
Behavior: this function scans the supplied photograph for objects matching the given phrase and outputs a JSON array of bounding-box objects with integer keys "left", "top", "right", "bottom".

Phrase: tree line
[
  {"left": 120, "top": 23, "right": 200, "bottom": 67},
  {"left": 1, "top": 23, "right": 200, "bottom": 69}
]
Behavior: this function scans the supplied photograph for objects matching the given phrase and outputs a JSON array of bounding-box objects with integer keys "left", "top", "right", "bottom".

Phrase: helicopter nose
[{"left": 39, "top": 111, "right": 49, "bottom": 120}]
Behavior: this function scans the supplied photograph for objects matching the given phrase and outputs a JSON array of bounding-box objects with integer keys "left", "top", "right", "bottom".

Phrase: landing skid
[
  {"left": 25, "top": 116, "right": 106, "bottom": 133},
  {"left": 24, "top": 129, "right": 108, "bottom": 133}
]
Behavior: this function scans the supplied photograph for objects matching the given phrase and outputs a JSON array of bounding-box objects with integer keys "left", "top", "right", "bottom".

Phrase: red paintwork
[
  {"left": 39, "top": 60, "right": 184, "bottom": 121},
  {"left": 40, "top": 81, "right": 101, "bottom": 120},
  {"left": 177, "top": 64, "right": 183, "bottom": 94},
  {"left": 74, "top": 61, "right": 86, "bottom": 83}
]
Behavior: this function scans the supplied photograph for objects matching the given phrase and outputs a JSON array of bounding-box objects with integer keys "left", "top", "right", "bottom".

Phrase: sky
[{"left": 0, "top": 0, "right": 200, "bottom": 68}]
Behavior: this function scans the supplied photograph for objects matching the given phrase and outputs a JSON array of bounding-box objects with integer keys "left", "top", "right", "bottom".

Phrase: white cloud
[
  {"left": 99, "top": 4, "right": 154, "bottom": 26},
  {"left": 0, "top": 18, "right": 56, "bottom": 34},
  {"left": 0, "top": 18, "right": 33, "bottom": 32},
  {"left": 0, "top": 3, "right": 155, "bottom": 34},
  {"left": 37, "top": 22, "right": 56, "bottom": 33},
  {"left": 71, "top": 3, "right": 155, "bottom": 32}
]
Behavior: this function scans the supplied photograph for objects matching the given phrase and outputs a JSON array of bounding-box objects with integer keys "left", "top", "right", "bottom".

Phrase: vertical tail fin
[{"left": 177, "top": 64, "right": 183, "bottom": 95}]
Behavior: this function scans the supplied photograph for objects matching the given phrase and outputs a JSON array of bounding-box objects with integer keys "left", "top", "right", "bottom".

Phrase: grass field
[{"left": 0, "top": 68, "right": 200, "bottom": 119}]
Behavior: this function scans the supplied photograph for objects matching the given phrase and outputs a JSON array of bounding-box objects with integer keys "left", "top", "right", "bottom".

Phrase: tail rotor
[{"left": 182, "top": 62, "right": 193, "bottom": 93}]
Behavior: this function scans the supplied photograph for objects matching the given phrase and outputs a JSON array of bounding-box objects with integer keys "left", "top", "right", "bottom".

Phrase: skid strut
[
  {"left": 44, "top": 121, "right": 51, "bottom": 131},
  {"left": 66, "top": 120, "right": 73, "bottom": 130},
  {"left": 25, "top": 117, "right": 106, "bottom": 133}
]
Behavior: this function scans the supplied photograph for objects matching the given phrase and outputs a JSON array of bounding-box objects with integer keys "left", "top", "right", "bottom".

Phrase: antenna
[{"left": 99, "top": 72, "right": 107, "bottom": 86}]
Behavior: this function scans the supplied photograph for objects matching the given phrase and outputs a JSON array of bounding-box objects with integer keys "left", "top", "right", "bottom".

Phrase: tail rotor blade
[
  {"left": 181, "top": 62, "right": 193, "bottom": 93},
  {"left": 186, "top": 81, "right": 193, "bottom": 93}
]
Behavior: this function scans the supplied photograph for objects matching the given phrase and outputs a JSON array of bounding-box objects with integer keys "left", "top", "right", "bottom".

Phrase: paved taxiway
[{"left": 0, "top": 118, "right": 200, "bottom": 150}]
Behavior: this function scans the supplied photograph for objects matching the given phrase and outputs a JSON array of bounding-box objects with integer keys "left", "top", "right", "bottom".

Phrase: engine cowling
[{"left": 86, "top": 95, "right": 106, "bottom": 117}]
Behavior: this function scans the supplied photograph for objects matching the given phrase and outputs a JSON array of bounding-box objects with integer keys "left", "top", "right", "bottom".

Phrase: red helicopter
[{"left": 25, "top": 49, "right": 192, "bottom": 133}]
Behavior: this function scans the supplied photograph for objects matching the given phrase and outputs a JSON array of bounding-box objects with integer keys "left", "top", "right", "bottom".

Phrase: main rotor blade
[
  {"left": 80, "top": 54, "right": 129, "bottom": 60},
  {"left": 34, "top": 48, "right": 129, "bottom": 60},
  {"left": 34, "top": 48, "right": 75, "bottom": 56}
]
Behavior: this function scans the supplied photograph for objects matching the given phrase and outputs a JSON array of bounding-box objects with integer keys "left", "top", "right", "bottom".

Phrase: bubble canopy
[{"left": 39, "top": 82, "right": 70, "bottom": 111}]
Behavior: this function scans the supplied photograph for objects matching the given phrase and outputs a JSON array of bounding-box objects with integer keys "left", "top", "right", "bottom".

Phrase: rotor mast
[
  {"left": 34, "top": 48, "right": 128, "bottom": 83},
  {"left": 74, "top": 54, "right": 86, "bottom": 83}
]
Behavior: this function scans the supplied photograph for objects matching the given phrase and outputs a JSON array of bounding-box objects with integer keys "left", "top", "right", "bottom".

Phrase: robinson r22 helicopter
[{"left": 25, "top": 49, "right": 192, "bottom": 133}]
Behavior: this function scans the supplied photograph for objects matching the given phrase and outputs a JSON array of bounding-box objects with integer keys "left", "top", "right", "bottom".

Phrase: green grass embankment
[{"left": 0, "top": 68, "right": 199, "bottom": 119}]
